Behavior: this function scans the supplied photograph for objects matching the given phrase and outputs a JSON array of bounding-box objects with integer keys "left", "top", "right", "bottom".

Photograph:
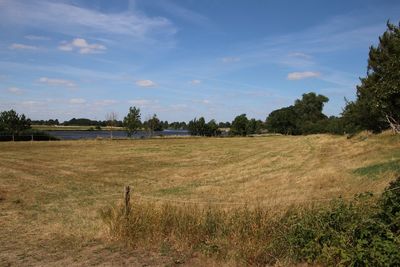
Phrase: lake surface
[{"left": 45, "top": 130, "right": 189, "bottom": 140}]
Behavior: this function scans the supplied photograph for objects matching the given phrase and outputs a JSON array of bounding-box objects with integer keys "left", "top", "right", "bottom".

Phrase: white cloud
[
  {"left": 94, "top": 99, "right": 118, "bottom": 106},
  {"left": 9, "top": 43, "right": 38, "bottom": 50},
  {"left": 21, "top": 100, "right": 42, "bottom": 106},
  {"left": 59, "top": 38, "right": 106, "bottom": 54},
  {"left": 287, "top": 71, "right": 320, "bottom": 80},
  {"left": 69, "top": 98, "right": 86, "bottom": 104},
  {"left": 6, "top": 87, "right": 23, "bottom": 94},
  {"left": 169, "top": 103, "right": 188, "bottom": 110},
  {"left": 193, "top": 99, "right": 211, "bottom": 105},
  {"left": 221, "top": 57, "right": 240, "bottom": 63},
  {"left": 0, "top": 0, "right": 176, "bottom": 41},
  {"left": 25, "top": 35, "right": 50, "bottom": 41},
  {"left": 190, "top": 79, "right": 201, "bottom": 85},
  {"left": 288, "top": 52, "right": 312, "bottom": 59},
  {"left": 38, "top": 77, "right": 77, "bottom": 88},
  {"left": 135, "top": 79, "right": 156, "bottom": 87},
  {"left": 128, "top": 99, "right": 159, "bottom": 107}
]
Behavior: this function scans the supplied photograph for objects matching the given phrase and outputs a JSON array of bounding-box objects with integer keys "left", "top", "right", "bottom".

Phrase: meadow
[{"left": 0, "top": 133, "right": 399, "bottom": 266}]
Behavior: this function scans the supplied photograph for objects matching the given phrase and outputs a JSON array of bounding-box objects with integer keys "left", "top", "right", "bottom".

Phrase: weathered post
[{"left": 125, "top": 185, "right": 131, "bottom": 217}]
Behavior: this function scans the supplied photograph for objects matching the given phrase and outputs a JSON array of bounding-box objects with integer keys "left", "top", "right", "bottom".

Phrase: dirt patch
[{"left": 0, "top": 188, "right": 7, "bottom": 202}]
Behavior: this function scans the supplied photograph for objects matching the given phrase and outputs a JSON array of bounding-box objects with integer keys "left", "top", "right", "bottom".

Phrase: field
[{"left": 0, "top": 133, "right": 399, "bottom": 266}]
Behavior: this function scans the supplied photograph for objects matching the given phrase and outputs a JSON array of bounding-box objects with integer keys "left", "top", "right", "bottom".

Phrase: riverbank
[{"left": 31, "top": 125, "right": 125, "bottom": 131}]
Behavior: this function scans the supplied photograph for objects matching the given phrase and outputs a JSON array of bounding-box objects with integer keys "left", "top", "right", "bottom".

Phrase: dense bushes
[
  {"left": 188, "top": 117, "right": 221, "bottom": 136},
  {"left": 101, "top": 177, "right": 400, "bottom": 265},
  {"left": 0, "top": 130, "right": 58, "bottom": 141}
]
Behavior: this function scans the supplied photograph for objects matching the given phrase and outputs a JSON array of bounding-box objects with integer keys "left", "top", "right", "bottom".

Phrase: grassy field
[{"left": 0, "top": 133, "right": 399, "bottom": 266}]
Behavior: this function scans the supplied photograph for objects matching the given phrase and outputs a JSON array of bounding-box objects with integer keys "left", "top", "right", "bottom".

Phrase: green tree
[
  {"left": 266, "top": 92, "right": 329, "bottom": 135},
  {"left": 146, "top": 114, "right": 163, "bottom": 136},
  {"left": 205, "top": 119, "right": 221, "bottom": 136},
  {"left": 266, "top": 106, "right": 299, "bottom": 135},
  {"left": 123, "top": 106, "right": 141, "bottom": 137},
  {"left": 343, "top": 22, "right": 400, "bottom": 133},
  {"left": 246, "top": 118, "right": 263, "bottom": 135},
  {"left": 188, "top": 117, "right": 206, "bottom": 136},
  {"left": 231, "top": 114, "right": 249, "bottom": 136},
  {"left": 0, "top": 109, "right": 31, "bottom": 141}
]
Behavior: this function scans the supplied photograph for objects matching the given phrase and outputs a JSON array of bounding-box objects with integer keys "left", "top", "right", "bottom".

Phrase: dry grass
[{"left": 0, "top": 133, "right": 399, "bottom": 265}]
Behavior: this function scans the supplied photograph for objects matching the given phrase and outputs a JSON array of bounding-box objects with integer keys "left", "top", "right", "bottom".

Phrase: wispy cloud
[
  {"left": 0, "top": 0, "right": 176, "bottom": 41},
  {"left": 287, "top": 71, "right": 320, "bottom": 80},
  {"left": 6, "top": 87, "right": 23, "bottom": 95},
  {"left": 193, "top": 99, "right": 211, "bottom": 105},
  {"left": 94, "top": 99, "right": 118, "bottom": 106},
  {"left": 69, "top": 98, "right": 86, "bottom": 104},
  {"left": 128, "top": 99, "right": 159, "bottom": 107},
  {"left": 24, "top": 35, "right": 50, "bottom": 41},
  {"left": 9, "top": 43, "right": 38, "bottom": 50},
  {"left": 38, "top": 77, "right": 77, "bottom": 88},
  {"left": 190, "top": 79, "right": 201, "bottom": 85},
  {"left": 145, "top": 1, "right": 211, "bottom": 27},
  {"left": 59, "top": 38, "right": 106, "bottom": 54},
  {"left": 135, "top": 79, "right": 156, "bottom": 87},
  {"left": 221, "top": 57, "right": 240, "bottom": 63}
]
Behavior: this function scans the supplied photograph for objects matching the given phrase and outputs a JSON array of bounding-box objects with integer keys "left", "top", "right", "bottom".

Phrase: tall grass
[
  {"left": 101, "top": 202, "right": 286, "bottom": 265},
  {"left": 101, "top": 177, "right": 400, "bottom": 266}
]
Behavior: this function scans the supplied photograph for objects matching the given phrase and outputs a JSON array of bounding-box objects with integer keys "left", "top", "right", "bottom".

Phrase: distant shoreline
[{"left": 32, "top": 125, "right": 126, "bottom": 131}]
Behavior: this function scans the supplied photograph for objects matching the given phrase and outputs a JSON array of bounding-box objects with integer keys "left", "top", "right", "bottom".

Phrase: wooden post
[
  {"left": 31, "top": 134, "right": 34, "bottom": 142},
  {"left": 125, "top": 185, "right": 131, "bottom": 217}
]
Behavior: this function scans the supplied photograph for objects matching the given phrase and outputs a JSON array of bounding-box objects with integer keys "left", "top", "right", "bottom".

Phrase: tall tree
[
  {"left": 266, "top": 92, "right": 329, "bottom": 135},
  {"left": 231, "top": 114, "right": 249, "bottom": 136},
  {"left": 123, "top": 106, "right": 141, "bottom": 137},
  {"left": 343, "top": 21, "right": 400, "bottom": 133},
  {"left": 266, "top": 106, "right": 299, "bottom": 135},
  {"left": 146, "top": 114, "right": 162, "bottom": 136},
  {"left": 0, "top": 109, "right": 31, "bottom": 141},
  {"left": 106, "top": 112, "right": 118, "bottom": 139}
]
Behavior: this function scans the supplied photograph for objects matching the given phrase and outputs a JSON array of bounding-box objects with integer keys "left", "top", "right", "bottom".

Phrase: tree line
[{"left": 266, "top": 21, "right": 400, "bottom": 135}]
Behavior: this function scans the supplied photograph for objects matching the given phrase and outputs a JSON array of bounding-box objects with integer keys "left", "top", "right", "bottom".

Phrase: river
[{"left": 45, "top": 130, "right": 190, "bottom": 140}]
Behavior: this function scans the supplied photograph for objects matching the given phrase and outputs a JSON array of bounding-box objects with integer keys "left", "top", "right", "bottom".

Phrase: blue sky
[{"left": 0, "top": 0, "right": 399, "bottom": 122}]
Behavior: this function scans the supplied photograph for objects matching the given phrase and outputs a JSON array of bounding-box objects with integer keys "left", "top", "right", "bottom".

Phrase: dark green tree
[
  {"left": 343, "top": 21, "right": 400, "bottom": 133},
  {"left": 123, "top": 106, "right": 141, "bottom": 137},
  {"left": 205, "top": 119, "right": 221, "bottom": 136},
  {"left": 0, "top": 109, "right": 31, "bottom": 141},
  {"left": 188, "top": 117, "right": 206, "bottom": 136},
  {"left": 188, "top": 117, "right": 221, "bottom": 136},
  {"left": 266, "top": 106, "right": 299, "bottom": 135},
  {"left": 266, "top": 92, "right": 329, "bottom": 135},
  {"left": 145, "top": 114, "right": 163, "bottom": 136},
  {"left": 246, "top": 118, "right": 264, "bottom": 135},
  {"left": 231, "top": 114, "right": 249, "bottom": 136}
]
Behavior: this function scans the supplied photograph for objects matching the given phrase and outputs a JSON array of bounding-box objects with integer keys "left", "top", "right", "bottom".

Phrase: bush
[
  {"left": 284, "top": 177, "right": 400, "bottom": 266},
  {"left": 0, "top": 130, "right": 58, "bottom": 141},
  {"left": 101, "top": 177, "right": 400, "bottom": 266}
]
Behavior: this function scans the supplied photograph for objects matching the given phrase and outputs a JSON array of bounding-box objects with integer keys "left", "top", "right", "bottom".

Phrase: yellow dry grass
[{"left": 0, "top": 133, "right": 399, "bottom": 265}]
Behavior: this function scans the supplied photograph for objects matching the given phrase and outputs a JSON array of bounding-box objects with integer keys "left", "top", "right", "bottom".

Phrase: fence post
[
  {"left": 125, "top": 185, "right": 131, "bottom": 217},
  {"left": 31, "top": 134, "right": 34, "bottom": 142}
]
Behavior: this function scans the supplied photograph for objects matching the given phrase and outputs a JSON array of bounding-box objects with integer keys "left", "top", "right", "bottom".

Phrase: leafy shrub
[{"left": 101, "top": 177, "right": 400, "bottom": 266}]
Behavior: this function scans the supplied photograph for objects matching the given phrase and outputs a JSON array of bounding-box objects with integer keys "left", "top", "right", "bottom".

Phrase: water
[{"left": 45, "top": 130, "right": 189, "bottom": 140}]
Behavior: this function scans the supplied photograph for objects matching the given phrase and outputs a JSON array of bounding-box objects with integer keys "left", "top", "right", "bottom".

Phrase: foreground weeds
[{"left": 101, "top": 177, "right": 400, "bottom": 266}]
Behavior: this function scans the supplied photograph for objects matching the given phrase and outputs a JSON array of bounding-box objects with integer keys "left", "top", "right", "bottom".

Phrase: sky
[{"left": 0, "top": 0, "right": 399, "bottom": 122}]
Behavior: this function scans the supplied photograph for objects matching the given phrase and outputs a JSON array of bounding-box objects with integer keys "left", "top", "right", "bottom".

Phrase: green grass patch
[{"left": 354, "top": 160, "right": 400, "bottom": 179}]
